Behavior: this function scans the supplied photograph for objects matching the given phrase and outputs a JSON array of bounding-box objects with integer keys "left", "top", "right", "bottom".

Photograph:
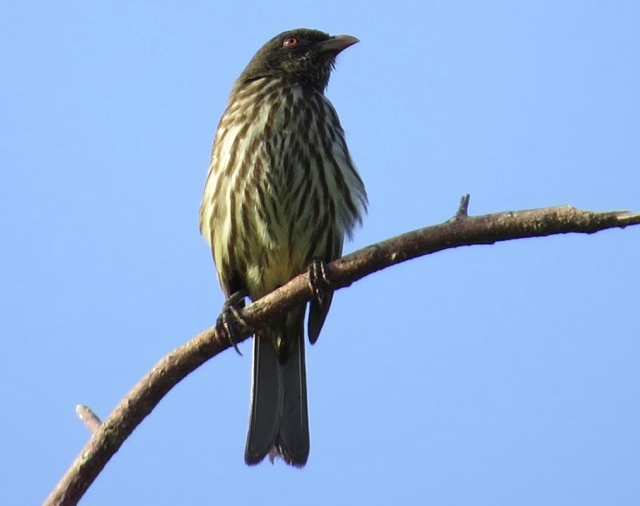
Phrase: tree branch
[{"left": 43, "top": 199, "right": 640, "bottom": 506}]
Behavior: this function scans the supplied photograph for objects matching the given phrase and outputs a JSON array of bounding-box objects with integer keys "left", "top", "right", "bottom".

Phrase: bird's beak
[{"left": 319, "top": 34, "right": 360, "bottom": 54}]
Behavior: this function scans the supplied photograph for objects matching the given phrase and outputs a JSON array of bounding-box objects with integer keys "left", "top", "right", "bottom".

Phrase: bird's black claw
[
  {"left": 307, "top": 259, "right": 332, "bottom": 307},
  {"left": 217, "top": 291, "right": 249, "bottom": 355}
]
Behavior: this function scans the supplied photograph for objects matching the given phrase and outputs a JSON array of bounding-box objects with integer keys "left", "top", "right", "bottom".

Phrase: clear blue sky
[{"left": 2, "top": 2, "right": 639, "bottom": 505}]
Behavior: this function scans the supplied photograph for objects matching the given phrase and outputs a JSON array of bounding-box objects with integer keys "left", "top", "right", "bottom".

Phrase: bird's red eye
[{"left": 283, "top": 36, "right": 299, "bottom": 48}]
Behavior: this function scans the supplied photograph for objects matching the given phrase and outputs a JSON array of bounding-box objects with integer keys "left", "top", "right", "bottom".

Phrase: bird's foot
[
  {"left": 217, "top": 291, "right": 249, "bottom": 355},
  {"left": 307, "top": 259, "right": 332, "bottom": 307}
]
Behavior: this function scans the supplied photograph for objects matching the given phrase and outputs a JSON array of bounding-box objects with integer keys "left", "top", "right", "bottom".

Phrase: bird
[{"left": 199, "top": 28, "right": 367, "bottom": 467}]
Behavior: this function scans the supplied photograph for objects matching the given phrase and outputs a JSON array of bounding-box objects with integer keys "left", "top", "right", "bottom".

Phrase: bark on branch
[{"left": 43, "top": 199, "right": 640, "bottom": 506}]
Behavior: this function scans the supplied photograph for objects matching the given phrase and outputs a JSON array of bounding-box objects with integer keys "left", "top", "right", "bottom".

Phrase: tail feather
[
  {"left": 244, "top": 334, "right": 282, "bottom": 464},
  {"left": 274, "top": 331, "right": 308, "bottom": 466},
  {"left": 244, "top": 311, "right": 309, "bottom": 466}
]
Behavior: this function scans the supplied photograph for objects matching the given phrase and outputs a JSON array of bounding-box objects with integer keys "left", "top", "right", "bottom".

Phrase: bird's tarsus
[{"left": 217, "top": 291, "right": 249, "bottom": 355}]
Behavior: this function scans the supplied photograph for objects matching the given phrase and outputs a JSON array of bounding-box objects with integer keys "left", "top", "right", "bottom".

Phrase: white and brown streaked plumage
[{"left": 199, "top": 28, "right": 367, "bottom": 466}]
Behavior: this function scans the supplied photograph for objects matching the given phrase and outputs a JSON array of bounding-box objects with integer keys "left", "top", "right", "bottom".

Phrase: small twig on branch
[
  {"left": 43, "top": 198, "right": 640, "bottom": 506},
  {"left": 453, "top": 193, "right": 470, "bottom": 219},
  {"left": 75, "top": 405, "right": 102, "bottom": 434}
]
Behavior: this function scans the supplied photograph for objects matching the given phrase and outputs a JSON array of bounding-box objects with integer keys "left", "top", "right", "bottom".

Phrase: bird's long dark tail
[{"left": 244, "top": 308, "right": 309, "bottom": 467}]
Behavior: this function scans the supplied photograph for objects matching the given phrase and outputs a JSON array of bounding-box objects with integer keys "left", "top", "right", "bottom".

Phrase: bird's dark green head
[{"left": 236, "top": 28, "right": 359, "bottom": 90}]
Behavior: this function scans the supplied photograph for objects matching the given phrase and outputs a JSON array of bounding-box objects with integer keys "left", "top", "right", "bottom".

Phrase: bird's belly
[{"left": 243, "top": 217, "right": 319, "bottom": 299}]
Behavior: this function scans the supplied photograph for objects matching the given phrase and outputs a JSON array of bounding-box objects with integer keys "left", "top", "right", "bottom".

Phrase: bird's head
[{"left": 236, "top": 28, "right": 359, "bottom": 90}]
